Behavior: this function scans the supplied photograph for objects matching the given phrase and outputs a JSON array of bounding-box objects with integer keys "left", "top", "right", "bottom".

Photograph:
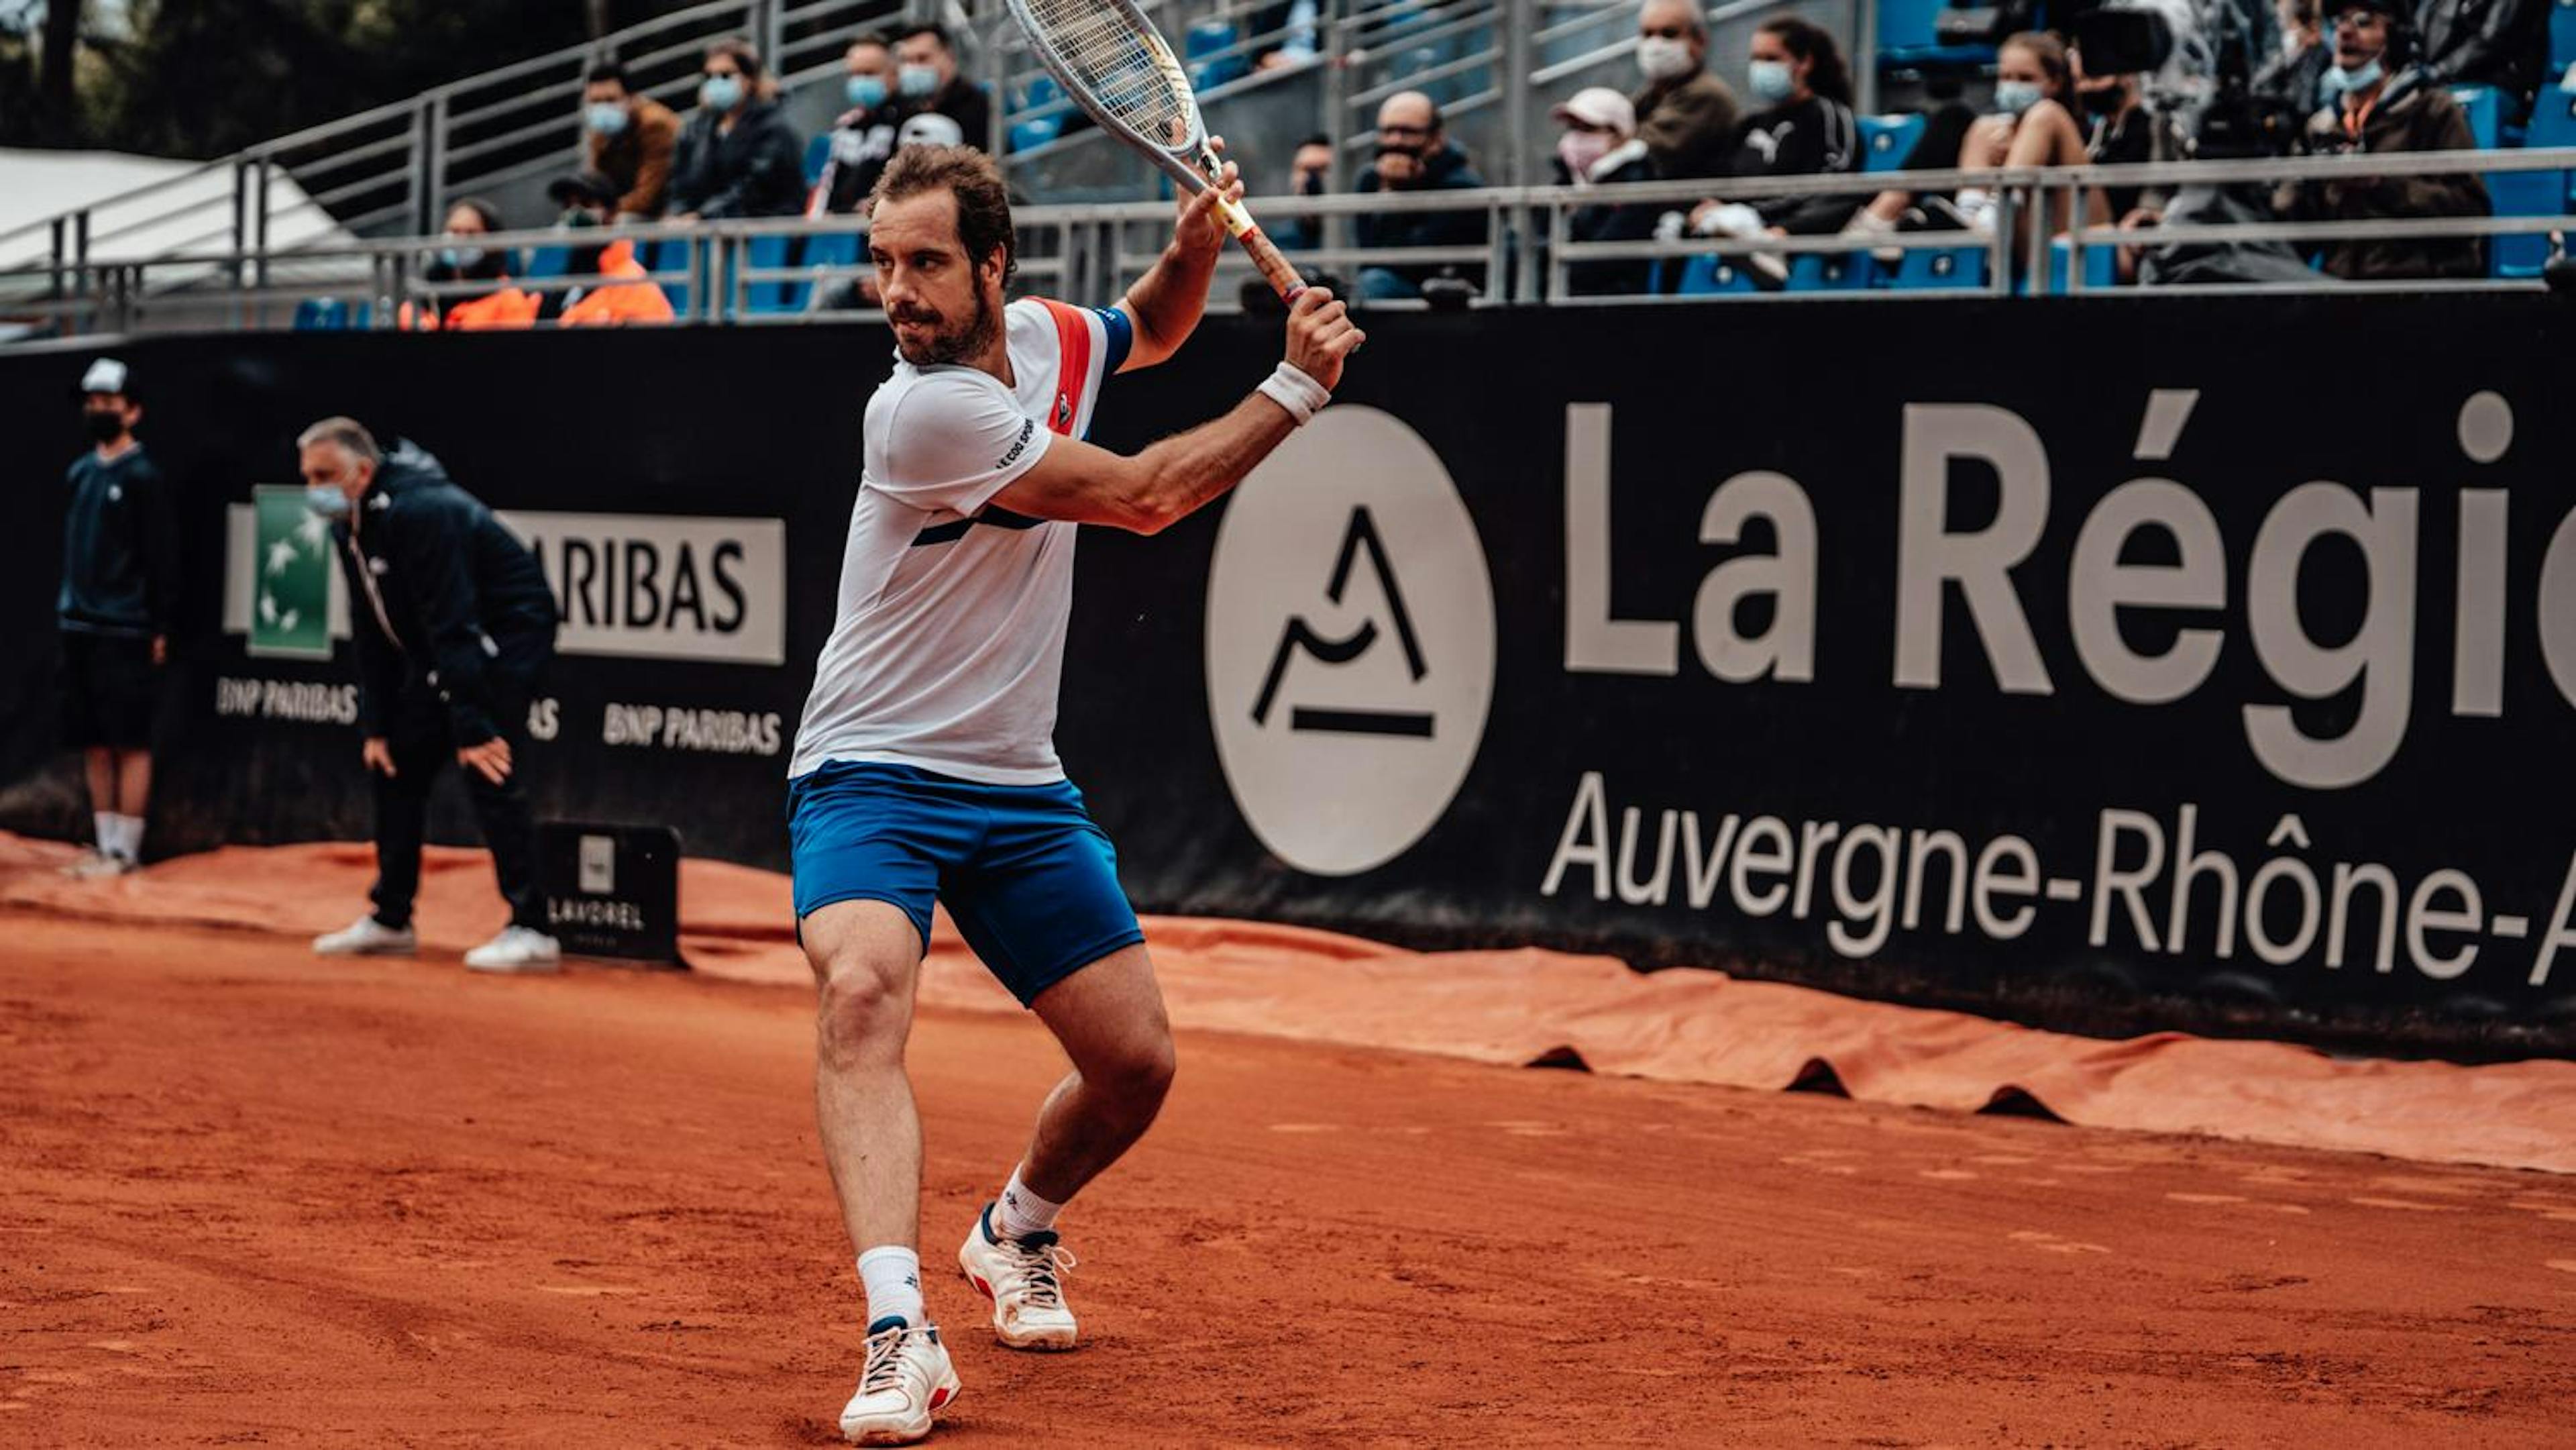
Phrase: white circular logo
[{"left": 1204, "top": 407, "right": 1496, "bottom": 876}]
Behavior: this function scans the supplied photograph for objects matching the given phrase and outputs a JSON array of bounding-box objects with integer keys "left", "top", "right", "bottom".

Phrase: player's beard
[{"left": 894, "top": 285, "right": 998, "bottom": 367}]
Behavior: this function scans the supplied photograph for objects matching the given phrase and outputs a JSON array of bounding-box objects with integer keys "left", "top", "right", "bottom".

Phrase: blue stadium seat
[
  {"left": 1185, "top": 19, "right": 1237, "bottom": 60},
  {"left": 642, "top": 237, "right": 690, "bottom": 314},
  {"left": 1010, "top": 116, "right": 1065, "bottom": 152},
  {"left": 294, "top": 297, "right": 354, "bottom": 330},
  {"left": 1788, "top": 253, "right": 1872, "bottom": 290},
  {"left": 2554, "top": 0, "right": 2576, "bottom": 72},
  {"left": 744, "top": 234, "right": 794, "bottom": 313},
  {"left": 1887, "top": 244, "right": 1988, "bottom": 290},
  {"left": 1672, "top": 255, "right": 1764, "bottom": 293},
  {"left": 1877, "top": 0, "right": 1948, "bottom": 52},
  {"left": 2487, "top": 170, "right": 2557, "bottom": 276},
  {"left": 2042, "top": 237, "right": 2121, "bottom": 293},
  {"left": 2527, "top": 83, "right": 2576, "bottom": 205},
  {"left": 2453, "top": 85, "right": 2502, "bottom": 149},
  {"left": 804, "top": 134, "right": 833, "bottom": 188},
  {"left": 1862, "top": 113, "right": 1927, "bottom": 172},
  {"left": 522, "top": 246, "right": 570, "bottom": 281}
]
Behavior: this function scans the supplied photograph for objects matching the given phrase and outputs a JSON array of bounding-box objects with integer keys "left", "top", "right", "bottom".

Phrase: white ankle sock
[
  {"left": 857, "top": 1245, "right": 924, "bottom": 1330},
  {"left": 111, "top": 814, "right": 144, "bottom": 862},
  {"left": 992, "top": 1166, "right": 1064, "bottom": 1241},
  {"left": 93, "top": 812, "right": 115, "bottom": 855}
]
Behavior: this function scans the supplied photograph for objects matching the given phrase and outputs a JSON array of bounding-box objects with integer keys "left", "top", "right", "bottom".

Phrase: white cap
[
  {"left": 80, "top": 357, "right": 129, "bottom": 397},
  {"left": 897, "top": 111, "right": 965, "bottom": 148},
  {"left": 1550, "top": 87, "right": 1636, "bottom": 136}
]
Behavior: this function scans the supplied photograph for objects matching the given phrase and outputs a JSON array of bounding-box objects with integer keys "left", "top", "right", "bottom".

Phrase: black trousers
[{"left": 370, "top": 667, "right": 543, "bottom": 932}]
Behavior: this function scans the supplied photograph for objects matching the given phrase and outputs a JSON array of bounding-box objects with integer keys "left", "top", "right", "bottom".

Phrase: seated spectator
[
  {"left": 670, "top": 39, "right": 807, "bottom": 220},
  {"left": 896, "top": 23, "right": 991, "bottom": 150},
  {"left": 1630, "top": 0, "right": 1741, "bottom": 180},
  {"left": 805, "top": 114, "right": 974, "bottom": 314},
  {"left": 1250, "top": 1, "right": 1323, "bottom": 70},
  {"left": 2275, "top": 0, "right": 2489, "bottom": 278},
  {"left": 816, "top": 34, "right": 903, "bottom": 216},
  {"left": 1550, "top": 87, "right": 1660, "bottom": 296},
  {"left": 2255, "top": 0, "right": 2333, "bottom": 119},
  {"left": 409, "top": 199, "right": 539, "bottom": 331},
  {"left": 2415, "top": 0, "right": 2547, "bottom": 119},
  {"left": 1847, "top": 34, "right": 2075, "bottom": 246},
  {"left": 1353, "top": 92, "right": 1491, "bottom": 301},
  {"left": 1678, "top": 15, "right": 1861, "bottom": 284},
  {"left": 1273, "top": 133, "right": 1334, "bottom": 252},
  {"left": 547, "top": 172, "right": 676, "bottom": 327},
  {"left": 580, "top": 61, "right": 680, "bottom": 220}
]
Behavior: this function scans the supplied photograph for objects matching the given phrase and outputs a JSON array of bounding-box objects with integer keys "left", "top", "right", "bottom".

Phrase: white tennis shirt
[{"left": 790, "top": 296, "right": 1130, "bottom": 784}]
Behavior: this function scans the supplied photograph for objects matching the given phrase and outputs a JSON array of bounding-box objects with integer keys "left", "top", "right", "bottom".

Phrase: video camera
[{"left": 2063, "top": 0, "right": 2307, "bottom": 158}]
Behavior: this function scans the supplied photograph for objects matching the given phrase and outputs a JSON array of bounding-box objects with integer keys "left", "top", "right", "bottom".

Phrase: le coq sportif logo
[{"left": 1204, "top": 407, "right": 1495, "bottom": 876}]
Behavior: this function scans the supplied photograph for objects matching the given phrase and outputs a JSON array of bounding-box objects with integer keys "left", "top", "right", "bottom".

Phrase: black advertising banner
[
  {"left": 537, "top": 822, "right": 682, "bottom": 964},
  {"left": 3, "top": 295, "right": 2574, "bottom": 1050}
]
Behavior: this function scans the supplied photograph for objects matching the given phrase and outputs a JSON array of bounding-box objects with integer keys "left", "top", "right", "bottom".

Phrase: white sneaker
[
  {"left": 65, "top": 851, "right": 134, "bottom": 880},
  {"left": 959, "top": 1204, "right": 1079, "bottom": 1351},
  {"left": 838, "top": 1320, "right": 959, "bottom": 1445},
  {"left": 313, "top": 915, "right": 417, "bottom": 956},
  {"left": 463, "top": 925, "right": 561, "bottom": 974}
]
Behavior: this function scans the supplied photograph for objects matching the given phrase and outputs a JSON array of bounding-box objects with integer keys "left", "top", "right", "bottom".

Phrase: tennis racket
[{"left": 1004, "top": 0, "right": 1307, "bottom": 300}]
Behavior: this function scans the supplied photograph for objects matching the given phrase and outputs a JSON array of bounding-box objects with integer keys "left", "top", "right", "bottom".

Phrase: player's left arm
[{"left": 1114, "top": 140, "right": 1242, "bottom": 372}]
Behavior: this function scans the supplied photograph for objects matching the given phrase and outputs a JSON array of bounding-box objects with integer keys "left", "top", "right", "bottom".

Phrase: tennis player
[{"left": 787, "top": 142, "right": 1362, "bottom": 1445}]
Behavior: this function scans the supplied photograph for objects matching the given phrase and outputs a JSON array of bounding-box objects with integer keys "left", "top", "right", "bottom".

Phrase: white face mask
[{"left": 1638, "top": 36, "right": 1695, "bottom": 82}]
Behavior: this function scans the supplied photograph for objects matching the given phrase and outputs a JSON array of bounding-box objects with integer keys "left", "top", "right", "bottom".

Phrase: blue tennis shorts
[{"left": 787, "top": 759, "right": 1145, "bottom": 1006}]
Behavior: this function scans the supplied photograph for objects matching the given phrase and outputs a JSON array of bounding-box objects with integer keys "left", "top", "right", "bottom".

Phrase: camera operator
[{"left": 2273, "top": 0, "right": 2487, "bottom": 280}]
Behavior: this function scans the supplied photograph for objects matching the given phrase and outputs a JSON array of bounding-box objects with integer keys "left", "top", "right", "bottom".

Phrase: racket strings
[{"left": 1020, "top": 0, "right": 1196, "bottom": 148}]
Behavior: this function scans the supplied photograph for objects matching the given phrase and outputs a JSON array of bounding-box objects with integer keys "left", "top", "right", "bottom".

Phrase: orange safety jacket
[{"left": 559, "top": 239, "right": 677, "bottom": 327}]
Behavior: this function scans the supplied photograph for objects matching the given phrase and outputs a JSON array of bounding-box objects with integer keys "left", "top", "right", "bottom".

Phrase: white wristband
[{"left": 1256, "top": 360, "right": 1332, "bottom": 426}]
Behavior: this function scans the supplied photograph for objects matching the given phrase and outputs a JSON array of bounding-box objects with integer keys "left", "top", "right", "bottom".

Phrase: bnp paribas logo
[
  {"left": 250, "top": 484, "right": 335, "bottom": 660},
  {"left": 1203, "top": 407, "right": 1495, "bottom": 877}
]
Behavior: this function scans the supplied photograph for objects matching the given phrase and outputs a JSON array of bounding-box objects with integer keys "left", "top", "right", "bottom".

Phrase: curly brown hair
[{"left": 869, "top": 144, "right": 1017, "bottom": 283}]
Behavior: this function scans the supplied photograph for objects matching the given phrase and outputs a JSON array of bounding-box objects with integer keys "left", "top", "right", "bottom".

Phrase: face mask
[
  {"left": 1748, "top": 59, "right": 1794, "bottom": 103},
  {"left": 305, "top": 484, "right": 352, "bottom": 519},
  {"left": 1995, "top": 80, "right": 2044, "bottom": 115},
  {"left": 559, "top": 207, "right": 602, "bottom": 229},
  {"left": 584, "top": 101, "right": 629, "bottom": 136},
  {"left": 700, "top": 74, "right": 745, "bottom": 111},
  {"left": 1558, "top": 130, "right": 1617, "bottom": 178},
  {"left": 1637, "top": 36, "right": 1695, "bottom": 82},
  {"left": 85, "top": 410, "right": 127, "bottom": 444},
  {"left": 847, "top": 74, "right": 888, "bottom": 110},
  {"left": 2331, "top": 55, "right": 2383, "bottom": 97},
  {"left": 438, "top": 245, "right": 486, "bottom": 272},
  {"left": 899, "top": 63, "right": 939, "bottom": 98}
]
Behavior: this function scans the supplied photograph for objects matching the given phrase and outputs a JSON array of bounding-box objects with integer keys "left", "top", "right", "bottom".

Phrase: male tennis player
[{"left": 788, "top": 142, "right": 1362, "bottom": 1445}]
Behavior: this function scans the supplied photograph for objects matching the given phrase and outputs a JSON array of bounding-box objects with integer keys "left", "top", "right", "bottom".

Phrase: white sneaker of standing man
[
  {"left": 463, "top": 925, "right": 561, "bottom": 974},
  {"left": 312, "top": 915, "right": 419, "bottom": 956}
]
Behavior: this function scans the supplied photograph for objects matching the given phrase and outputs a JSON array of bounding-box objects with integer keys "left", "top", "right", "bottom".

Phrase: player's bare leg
[
  {"left": 962, "top": 944, "right": 1175, "bottom": 1349},
  {"left": 802, "top": 898, "right": 958, "bottom": 1444}
]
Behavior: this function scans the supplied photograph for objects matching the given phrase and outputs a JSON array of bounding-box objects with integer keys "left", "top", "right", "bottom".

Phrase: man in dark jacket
[
  {"left": 56, "top": 357, "right": 179, "bottom": 878},
  {"left": 1353, "top": 91, "right": 1491, "bottom": 299},
  {"left": 1629, "top": 0, "right": 1741, "bottom": 180},
  {"left": 297, "top": 419, "right": 564, "bottom": 974},
  {"left": 670, "top": 38, "right": 808, "bottom": 220},
  {"left": 819, "top": 32, "right": 905, "bottom": 215},
  {"left": 2414, "top": 0, "right": 2548, "bottom": 119},
  {"left": 895, "top": 23, "right": 994, "bottom": 150},
  {"left": 2277, "top": 0, "right": 2489, "bottom": 279}
]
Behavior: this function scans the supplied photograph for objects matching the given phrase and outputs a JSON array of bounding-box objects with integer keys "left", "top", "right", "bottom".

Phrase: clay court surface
[{"left": 5, "top": 907, "right": 2576, "bottom": 1449}]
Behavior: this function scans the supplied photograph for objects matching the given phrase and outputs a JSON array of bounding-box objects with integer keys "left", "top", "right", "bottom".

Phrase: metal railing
[{"left": 6, "top": 146, "right": 2570, "bottom": 340}]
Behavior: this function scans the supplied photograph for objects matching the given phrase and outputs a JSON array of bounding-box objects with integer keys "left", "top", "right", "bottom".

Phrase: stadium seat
[
  {"left": 1887, "top": 244, "right": 1989, "bottom": 290},
  {"left": 1788, "top": 253, "right": 1873, "bottom": 290},
  {"left": 1877, "top": 0, "right": 1948, "bottom": 53},
  {"left": 641, "top": 237, "right": 691, "bottom": 315},
  {"left": 2453, "top": 85, "right": 2502, "bottom": 149},
  {"left": 2528, "top": 83, "right": 2576, "bottom": 205},
  {"left": 2555, "top": 0, "right": 2576, "bottom": 73},
  {"left": 522, "top": 246, "right": 570, "bottom": 281},
  {"left": 745, "top": 234, "right": 794, "bottom": 314},
  {"left": 1862, "top": 113, "right": 1927, "bottom": 172},
  {"left": 294, "top": 297, "right": 355, "bottom": 330},
  {"left": 2487, "top": 170, "right": 2557, "bottom": 276},
  {"left": 2041, "top": 236, "right": 2121, "bottom": 293},
  {"left": 803, "top": 134, "right": 833, "bottom": 188},
  {"left": 1673, "top": 254, "right": 1764, "bottom": 293},
  {"left": 1010, "top": 116, "right": 1065, "bottom": 151},
  {"left": 1185, "top": 19, "right": 1237, "bottom": 60}
]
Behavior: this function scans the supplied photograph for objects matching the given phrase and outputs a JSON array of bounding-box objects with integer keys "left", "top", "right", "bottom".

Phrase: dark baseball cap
[{"left": 547, "top": 170, "right": 620, "bottom": 206}]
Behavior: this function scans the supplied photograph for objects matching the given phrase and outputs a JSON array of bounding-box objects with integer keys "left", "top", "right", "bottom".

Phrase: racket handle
[{"left": 1217, "top": 194, "right": 1308, "bottom": 301}]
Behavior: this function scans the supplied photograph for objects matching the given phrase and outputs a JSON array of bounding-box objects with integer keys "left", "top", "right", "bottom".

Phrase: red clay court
[{"left": 4, "top": 837, "right": 2575, "bottom": 1447}]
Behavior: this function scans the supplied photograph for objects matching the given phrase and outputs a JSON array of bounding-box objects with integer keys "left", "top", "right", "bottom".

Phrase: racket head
[{"left": 1005, "top": 0, "right": 1212, "bottom": 178}]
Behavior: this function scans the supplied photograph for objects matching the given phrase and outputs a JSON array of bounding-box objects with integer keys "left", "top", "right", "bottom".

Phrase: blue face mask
[
  {"left": 1748, "top": 58, "right": 1794, "bottom": 103},
  {"left": 437, "top": 245, "right": 486, "bottom": 272},
  {"left": 584, "top": 101, "right": 629, "bottom": 136},
  {"left": 1994, "top": 80, "right": 2044, "bottom": 115},
  {"left": 2326, "top": 54, "right": 2383, "bottom": 102},
  {"left": 700, "top": 73, "right": 745, "bottom": 112},
  {"left": 899, "top": 63, "right": 939, "bottom": 98},
  {"left": 847, "top": 74, "right": 888, "bottom": 110},
  {"left": 305, "top": 484, "right": 352, "bottom": 519}
]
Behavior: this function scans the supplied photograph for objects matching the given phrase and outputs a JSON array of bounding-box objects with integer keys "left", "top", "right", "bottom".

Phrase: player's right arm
[{"left": 988, "top": 288, "right": 1364, "bottom": 535}]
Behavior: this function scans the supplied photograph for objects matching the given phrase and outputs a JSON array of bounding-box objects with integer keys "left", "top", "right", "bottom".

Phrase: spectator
[
  {"left": 817, "top": 34, "right": 903, "bottom": 216},
  {"left": 1679, "top": 15, "right": 1861, "bottom": 284},
  {"left": 580, "top": 60, "right": 680, "bottom": 220},
  {"left": 1250, "top": 1, "right": 1323, "bottom": 70},
  {"left": 55, "top": 357, "right": 178, "bottom": 879},
  {"left": 1550, "top": 87, "right": 1661, "bottom": 296},
  {"left": 804, "top": 113, "right": 974, "bottom": 313},
  {"left": 299, "top": 419, "right": 564, "bottom": 975},
  {"left": 2277, "top": 0, "right": 2488, "bottom": 278},
  {"left": 1353, "top": 91, "right": 1490, "bottom": 300},
  {"left": 671, "top": 38, "right": 808, "bottom": 220},
  {"left": 1630, "top": 0, "right": 1741, "bottom": 179},
  {"left": 2255, "top": 0, "right": 2334, "bottom": 118},
  {"left": 547, "top": 171, "right": 676, "bottom": 326},
  {"left": 2414, "top": 0, "right": 2548, "bottom": 119},
  {"left": 896, "top": 23, "right": 992, "bottom": 150},
  {"left": 1847, "top": 34, "right": 2072, "bottom": 244},
  {"left": 1273, "top": 132, "right": 1334, "bottom": 252},
  {"left": 410, "top": 199, "right": 540, "bottom": 330}
]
